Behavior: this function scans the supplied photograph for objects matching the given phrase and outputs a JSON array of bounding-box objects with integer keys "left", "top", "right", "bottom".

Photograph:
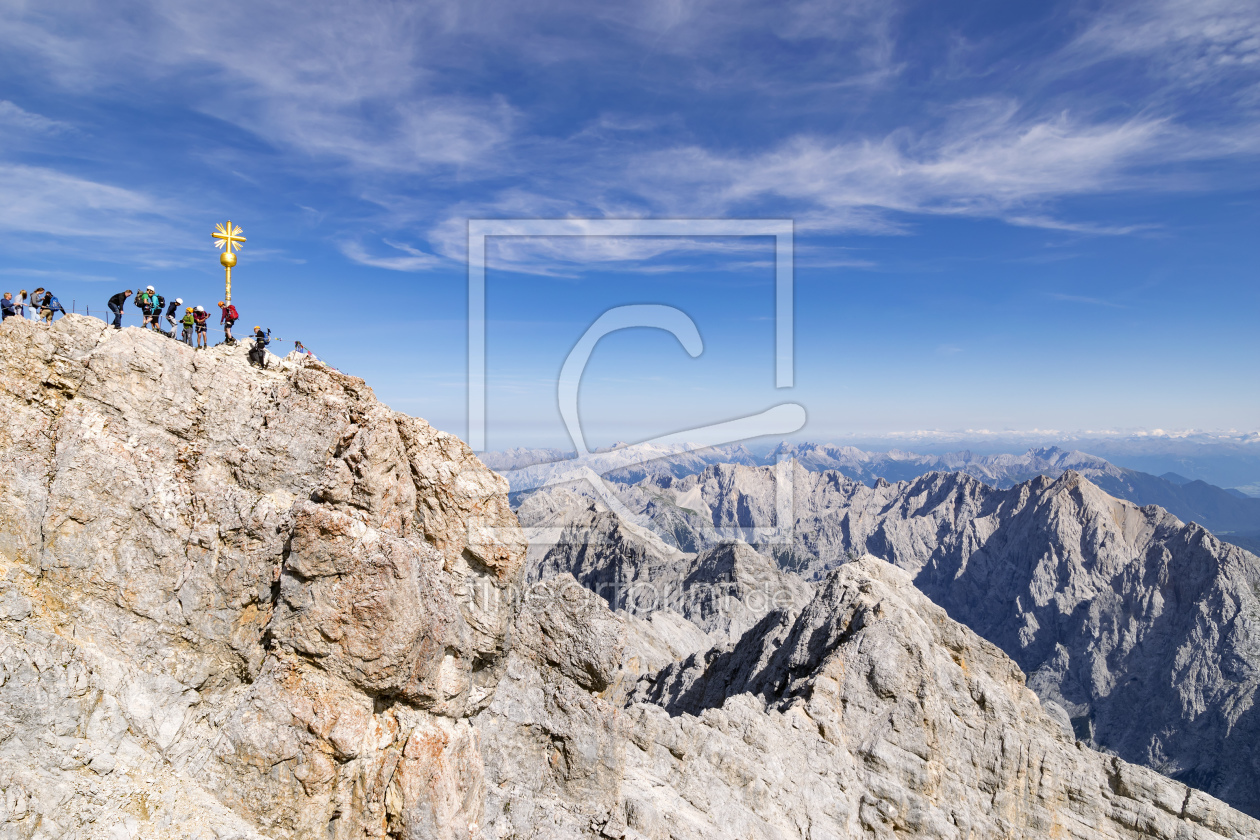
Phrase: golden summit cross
[{"left": 212, "top": 221, "right": 246, "bottom": 303}]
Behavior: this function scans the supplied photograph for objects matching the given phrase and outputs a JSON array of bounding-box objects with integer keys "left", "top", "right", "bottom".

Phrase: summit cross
[
  {"left": 213, "top": 222, "right": 246, "bottom": 253},
  {"left": 211, "top": 220, "right": 246, "bottom": 303}
]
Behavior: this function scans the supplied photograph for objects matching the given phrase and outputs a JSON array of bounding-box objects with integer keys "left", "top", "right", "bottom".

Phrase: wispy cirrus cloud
[
  {"left": 2, "top": 0, "right": 1259, "bottom": 277},
  {"left": 0, "top": 163, "right": 156, "bottom": 236},
  {"left": 338, "top": 239, "right": 444, "bottom": 272},
  {"left": 404, "top": 97, "right": 1242, "bottom": 272},
  {"left": 0, "top": 163, "right": 200, "bottom": 266},
  {"left": 601, "top": 107, "right": 1178, "bottom": 230},
  {"left": 1071, "top": 0, "right": 1260, "bottom": 89},
  {"left": 0, "top": 100, "right": 72, "bottom": 135}
]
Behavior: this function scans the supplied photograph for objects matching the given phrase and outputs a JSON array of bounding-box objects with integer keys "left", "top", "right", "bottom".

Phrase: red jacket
[
  {"left": 193, "top": 311, "right": 209, "bottom": 325},
  {"left": 220, "top": 304, "right": 238, "bottom": 323}
]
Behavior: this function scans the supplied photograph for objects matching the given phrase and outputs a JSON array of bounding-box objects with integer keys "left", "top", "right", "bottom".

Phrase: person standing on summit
[
  {"left": 134, "top": 286, "right": 153, "bottom": 328},
  {"left": 148, "top": 290, "right": 166, "bottom": 331},
  {"left": 218, "top": 300, "right": 238, "bottom": 345},
  {"left": 39, "top": 291, "right": 66, "bottom": 324},
  {"left": 248, "top": 326, "right": 270, "bottom": 369},
  {"left": 107, "top": 289, "right": 132, "bottom": 329},
  {"left": 164, "top": 297, "right": 183, "bottom": 335},
  {"left": 192, "top": 305, "right": 209, "bottom": 349},
  {"left": 28, "top": 288, "right": 45, "bottom": 321},
  {"left": 181, "top": 307, "right": 194, "bottom": 346}
]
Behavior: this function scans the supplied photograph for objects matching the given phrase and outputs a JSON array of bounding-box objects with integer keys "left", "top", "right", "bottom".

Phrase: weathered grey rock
[
  {"left": 495, "top": 441, "right": 1260, "bottom": 536},
  {"left": 0, "top": 316, "right": 525, "bottom": 838},
  {"left": 475, "top": 576, "right": 628, "bottom": 839},
  {"left": 6, "top": 317, "right": 1259, "bottom": 838},
  {"left": 530, "top": 504, "right": 813, "bottom": 645},
  {"left": 482, "top": 556, "right": 1260, "bottom": 839},
  {"left": 612, "top": 461, "right": 1260, "bottom": 817}
]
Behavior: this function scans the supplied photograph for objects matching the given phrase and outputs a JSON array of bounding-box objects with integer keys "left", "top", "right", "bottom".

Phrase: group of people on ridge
[
  {"left": 104, "top": 287, "right": 273, "bottom": 367},
  {"left": 1, "top": 288, "right": 67, "bottom": 323},
  {"left": 3, "top": 284, "right": 324, "bottom": 372}
]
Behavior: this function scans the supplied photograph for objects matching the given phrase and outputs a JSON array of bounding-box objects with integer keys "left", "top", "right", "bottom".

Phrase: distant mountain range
[
  {"left": 515, "top": 463, "right": 1260, "bottom": 817},
  {"left": 483, "top": 442, "right": 1260, "bottom": 541}
]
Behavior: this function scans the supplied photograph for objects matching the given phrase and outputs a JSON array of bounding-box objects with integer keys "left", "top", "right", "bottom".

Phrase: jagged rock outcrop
[
  {"left": 497, "top": 441, "right": 1260, "bottom": 534},
  {"left": 483, "top": 558, "right": 1260, "bottom": 839},
  {"left": 475, "top": 576, "right": 630, "bottom": 838},
  {"left": 0, "top": 316, "right": 525, "bottom": 838},
  {"left": 609, "top": 462, "right": 1260, "bottom": 817},
  {"left": 6, "top": 317, "right": 1259, "bottom": 838},
  {"left": 536, "top": 507, "right": 811, "bottom": 636}
]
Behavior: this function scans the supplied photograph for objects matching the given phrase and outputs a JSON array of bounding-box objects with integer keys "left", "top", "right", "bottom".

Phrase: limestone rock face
[
  {"left": 6, "top": 317, "right": 1260, "bottom": 839},
  {"left": 583, "top": 461, "right": 1260, "bottom": 817},
  {"left": 533, "top": 504, "right": 813, "bottom": 645},
  {"left": 0, "top": 317, "right": 524, "bottom": 839},
  {"left": 474, "top": 576, "right": 629, "bottom": 839},
  {"left": 482, "top": 556, "right": 1260, "bottom": 839}
]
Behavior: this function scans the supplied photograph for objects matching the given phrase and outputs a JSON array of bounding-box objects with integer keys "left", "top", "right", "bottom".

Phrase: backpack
[
  {"left": 153, "top": 295, "right": 165, "bottom": 311},
  {"left": 225, "top": 304, "right": 238, "bottom": 320},
  {"left": 134, "top": 292, "right": 148, "bottom": 309}
]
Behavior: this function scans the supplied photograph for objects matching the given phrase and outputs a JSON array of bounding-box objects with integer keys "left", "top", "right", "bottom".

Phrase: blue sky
[{"left": 1, "top": 0, "right": 1257, "bottom": 450}]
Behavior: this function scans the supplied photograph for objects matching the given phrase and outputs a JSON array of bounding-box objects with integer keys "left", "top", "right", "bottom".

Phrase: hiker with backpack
[
  {"left": 148, "top": 291, "right": 166, "bottom": 330},
  {"left": 39, "top": 291, "right": 66, "bottom": 324},
  {"left": 218, "top": 301, "right": 238, "bottom": 344},
  {"left": 181, "top": 307, "right": 195, "bottom": 346},
  {"left": 192, "top": 306, "right": 209, "bottom": 349},
  {"left": 134, "top": 286, "right": 154, "bottom": 328},
  {"left": 107, "top": 290, "right": 132, "bottom": 329},
  {"left": 248, "top": 326, "right": 270, "bottom": 369},
  {"left": 164, "top": 297, "right": 183, "bottom": 335}
]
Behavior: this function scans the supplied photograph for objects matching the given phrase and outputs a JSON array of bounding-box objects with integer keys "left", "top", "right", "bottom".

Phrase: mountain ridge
[
  {"left": 515, "top": 460, "right": 1260, "bottom": 816},
  {"left": 487, "top": 441, "right": 1260, "bottom": 534}
]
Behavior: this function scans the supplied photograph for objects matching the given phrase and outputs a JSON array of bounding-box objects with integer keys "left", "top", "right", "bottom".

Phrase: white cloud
[
  {"left": 623, "top": 106, "right": 1178, "bottom": 230},
  {"left": 0, "top": 1, "right": 516, "bottom": 174},
  {"left": 413, "top": 95, "right": 1247, "bottom": 272},
  {"left": 2, "top": 0, "right": 1257, "bottom": 274},
  {"left": 339, "top": 239, "right": 443, "bottom": 272},
  {"left": 0, "top": 164, "right": 197, "bottom": 265},
  {"left": 0, "top": 163, "right": 155, "bottom": 236},
  {"left": 0, "top": 101, "right": 72, "bottom": 134},
  {"left": 1073, "top": 0, "right": 1260, "bottom": 88}
]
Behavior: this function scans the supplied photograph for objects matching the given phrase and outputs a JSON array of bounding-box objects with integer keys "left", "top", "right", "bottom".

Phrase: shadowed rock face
[
  {"left": 602, "top": 461, "right": 1260, "bottom": 817},
  {"left": 0, "top": 316, "right": 524, "bottom": 839},
  {"left": 533, "top": 504, "right": 813, "bottom": 646},
  {"left": 6, "top": 317, "right": 1259, "bottom": 839},
  {"left": 480, "top": 561, "right": 1260, "bottom": 840}
]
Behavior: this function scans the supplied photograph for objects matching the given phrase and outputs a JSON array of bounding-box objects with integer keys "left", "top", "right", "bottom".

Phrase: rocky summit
[
  {"left": 516, "top": 460, "right": 1260, "bottom": 817},
  {"left": 0, "top": 316, "right": 524, "bottom": 838},
  {"left": 1, "top": 317, "right": 1258, "bottom": 839}
]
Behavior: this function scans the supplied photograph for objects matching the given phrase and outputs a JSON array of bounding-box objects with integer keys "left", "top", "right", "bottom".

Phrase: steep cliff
[
  {"left": 0, "top": 316, "right": 525, "bottom": 839},
  {"left": 480, "top": 560, "right": 1260, "bottom": 839},
  {"left": 4, "top": 317, "right": 1259, "bottom": 839},
  {"left": 592, "top": 461, "right": 1260, "bottom": 816}
]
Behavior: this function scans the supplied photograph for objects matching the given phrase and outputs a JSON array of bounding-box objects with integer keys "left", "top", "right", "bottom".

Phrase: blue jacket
[
  {"left": 44, "top": 295, "right": 66, "bottom": 313},
  {"left": 1, "top": 298, "right": 14, "bottom": 317}
]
